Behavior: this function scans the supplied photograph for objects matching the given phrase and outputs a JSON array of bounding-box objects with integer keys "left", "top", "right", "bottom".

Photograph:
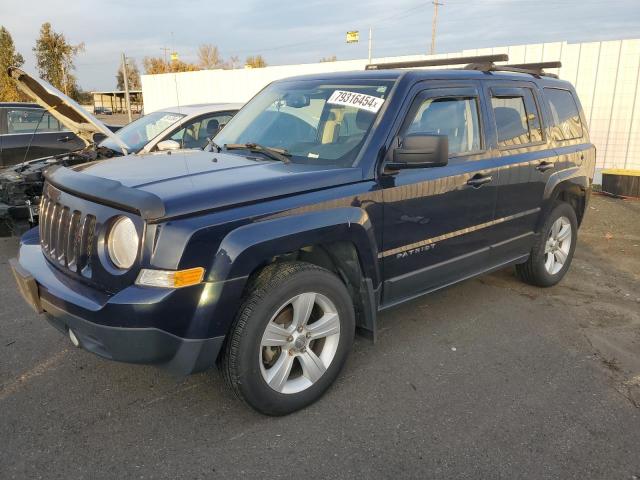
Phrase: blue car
[{"left": 10, "top": 56, "right": 596, "bottom": 415}]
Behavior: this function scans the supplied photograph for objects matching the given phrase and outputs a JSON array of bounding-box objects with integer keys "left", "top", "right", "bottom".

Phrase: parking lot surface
[{"left": 1, "top": 195, "right": 639, "bottom": 479}]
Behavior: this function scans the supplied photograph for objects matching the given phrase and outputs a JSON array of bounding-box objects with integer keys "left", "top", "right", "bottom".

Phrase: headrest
[
  {"left": 206, "top": 119, "right": 220, "bottom": 135},
  {"left": 420, "top": 100, "right": 460, "bottom": 132},
  {"left": 494, "top": 107, "right": 526, "bottom": 141}
]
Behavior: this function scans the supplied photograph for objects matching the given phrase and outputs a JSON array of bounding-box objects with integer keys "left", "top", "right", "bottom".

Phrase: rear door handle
[
  {"left": 466, "top": 174, "right": 493, "bottom": 187},
  {"left": 536, "top": 161, "right": 554, "bottom": 172},
  {"left": 57, "top": 135, "right": 72, "bottom": 143}
]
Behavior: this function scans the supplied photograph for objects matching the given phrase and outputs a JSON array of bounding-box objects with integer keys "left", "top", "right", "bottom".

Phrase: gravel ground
[{"left": 0, "top": 194, "right": 639, "bottom": 479}]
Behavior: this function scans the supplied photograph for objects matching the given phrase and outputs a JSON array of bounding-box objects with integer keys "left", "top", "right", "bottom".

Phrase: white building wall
[{"left": 141, "top": 38, "right": 640, "bottom": 175}]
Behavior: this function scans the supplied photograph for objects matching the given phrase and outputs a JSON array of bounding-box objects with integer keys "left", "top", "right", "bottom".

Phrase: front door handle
[
  {"left": 536, "top": 161, "right": 554, "bottom": 172},
  {"left": 466, "top": 174, "right": 493, "bottom": 187},
  {"left": 57, "top": 135, "right": 72, "bottom": 143}
]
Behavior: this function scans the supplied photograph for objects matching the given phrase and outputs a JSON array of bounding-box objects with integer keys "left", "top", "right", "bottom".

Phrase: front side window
[
  {"left": 214, "top": 79, "right": 395, "bottom": 166},
  {"left": 170, "top": 113, "right": 235, "bottom": 149},
  {"left": 100, "top": 111, "right": 185, "bottom": 153},
  {"left": 545, "top": 88, "right": 583, "bottom": 141},
  {"left": 491, "top": 88, "right": 543, "bottom": 147},
  {"left": 404, "top": 96, "right": 481, "bottom": 155}
]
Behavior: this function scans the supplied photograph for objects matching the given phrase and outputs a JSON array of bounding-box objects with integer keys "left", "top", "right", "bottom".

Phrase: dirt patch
[{"left": 566, "top": 195, "right": 640, "bottom": 406}]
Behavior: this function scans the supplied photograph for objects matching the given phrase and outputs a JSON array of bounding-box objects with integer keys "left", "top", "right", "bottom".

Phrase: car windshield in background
[
  {"left": 214, "top": 79, "right": 395, "bottom": 166},
  {"left": 99, "top": 111, "right": 185, "bottom": 153}
]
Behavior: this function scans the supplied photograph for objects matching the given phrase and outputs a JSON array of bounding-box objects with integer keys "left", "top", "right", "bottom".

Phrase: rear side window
[
  {"left": 491, "top": 88, "right": 543, "bottom": 147},
  {"left": 405, "top": 97, "right": 481, "bottom": 155},
  {"left": 545, "top": 88, "right": 583, "bottom": 141}
]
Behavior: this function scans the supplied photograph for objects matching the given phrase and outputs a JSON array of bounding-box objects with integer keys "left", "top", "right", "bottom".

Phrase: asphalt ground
[{"left": 1, "top": 194, "right": 639, "bottom": 479}]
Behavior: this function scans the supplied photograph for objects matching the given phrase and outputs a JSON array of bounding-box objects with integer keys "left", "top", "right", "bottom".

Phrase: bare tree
[
  {"left": 245, "top": 55, "right": 267, "bottom": 68},
  {"left": 143, "top": 56, "right": 199, "bottom": 74},
  {"left": 225, "top": 55, "right": 240, "bottom": 70},
  {"left": 197, "top": 44, "right": 224, "bottom": 69},
  {"left": 116, "top": 58, "right": 141, "bottom": 90}
]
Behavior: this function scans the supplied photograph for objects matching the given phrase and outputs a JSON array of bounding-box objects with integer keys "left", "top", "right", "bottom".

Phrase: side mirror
[
  {"left": 157, "top": 139, "right": 181, "bottom": 152},
  {"left": 388, "top": 134, "right": 448, "bottom": 170}
]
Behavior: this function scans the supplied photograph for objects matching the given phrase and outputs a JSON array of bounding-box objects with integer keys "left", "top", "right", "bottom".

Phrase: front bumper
[{"left": 10, "top": 238, "right": 229, "bottom": 375}]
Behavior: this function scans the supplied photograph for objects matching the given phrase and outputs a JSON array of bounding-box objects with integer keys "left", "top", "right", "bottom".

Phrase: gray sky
[{"left": 1, "top": 0, "right": 638, "bottom": 91}]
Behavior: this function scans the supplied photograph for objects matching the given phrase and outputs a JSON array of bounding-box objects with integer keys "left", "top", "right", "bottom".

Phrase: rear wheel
[
  {"left": 221, "top": 261, "right": 355, "bottom": 415},
  {"left": 516, "top": 202, "right": 578, "bottom": 287}
]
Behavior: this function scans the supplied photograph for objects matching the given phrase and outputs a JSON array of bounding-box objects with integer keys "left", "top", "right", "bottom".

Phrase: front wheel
[
  {"left": 221, "top": 262, "right": 355, "bottom": 415},
  {"left": 516, "top": 202, "right": 578, "bottom": 287}
]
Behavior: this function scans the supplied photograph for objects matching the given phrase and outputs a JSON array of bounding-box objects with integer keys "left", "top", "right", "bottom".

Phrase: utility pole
[
  {"left": 368, "top": 27, "right": 373, "bottom": 64},
  {"left": 121, "top": 52, "right": 132, "bottom": 123},
  {"left": 160, "top": 47, "right": 170, "bottom": 63},
  {"left": 430, "top": 1, "right": 443, "bottom": 55}
]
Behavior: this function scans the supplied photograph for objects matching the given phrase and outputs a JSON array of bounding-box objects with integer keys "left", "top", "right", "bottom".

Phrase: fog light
[
  {"left": 68, "top": 328, "right": 80, "bottom": 347},
  {"left": 136, "top": 267, "right": 205, "bottom": 289}
]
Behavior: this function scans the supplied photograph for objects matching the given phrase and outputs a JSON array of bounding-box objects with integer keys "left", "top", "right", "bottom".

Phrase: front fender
[{"left": 208, "top": 206, "right": 380, "bottom": 285}]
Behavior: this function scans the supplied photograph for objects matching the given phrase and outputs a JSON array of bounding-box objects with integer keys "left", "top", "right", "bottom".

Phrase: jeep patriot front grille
[{"left": 39, "top": 192, "right": 96, "bottom": 276}]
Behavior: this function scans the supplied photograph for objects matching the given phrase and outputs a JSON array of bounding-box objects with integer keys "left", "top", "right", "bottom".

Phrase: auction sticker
[{"left": 327, "top": 90, "right": 385, "bottom": 113}]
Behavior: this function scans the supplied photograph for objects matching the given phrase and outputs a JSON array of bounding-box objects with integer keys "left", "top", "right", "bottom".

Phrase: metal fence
[{"left": 141, "top": 38, "right": 640, "bottom": 178}]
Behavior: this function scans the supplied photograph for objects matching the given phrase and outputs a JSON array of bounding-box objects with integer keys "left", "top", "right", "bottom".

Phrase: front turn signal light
[{"left": 136, "top": 267, "right": 205, "bottom": 289}]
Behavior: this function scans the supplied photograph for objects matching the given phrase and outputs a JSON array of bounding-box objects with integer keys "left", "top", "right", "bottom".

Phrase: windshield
[
  {"left": 214, "top": 79, "right": 394, "bottom": 166},
  {"left": 100, "top": 111, "right": 185, "bottom": 153}
]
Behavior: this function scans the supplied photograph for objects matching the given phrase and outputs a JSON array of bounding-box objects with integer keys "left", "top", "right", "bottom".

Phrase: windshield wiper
[{"left": 225, "top": 143, "right": 291, "bottom": 163}]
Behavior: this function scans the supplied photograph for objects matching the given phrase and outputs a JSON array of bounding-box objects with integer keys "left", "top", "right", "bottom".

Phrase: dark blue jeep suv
[{"left": 10, "top": 56, "right": 595, "bottom": 415}]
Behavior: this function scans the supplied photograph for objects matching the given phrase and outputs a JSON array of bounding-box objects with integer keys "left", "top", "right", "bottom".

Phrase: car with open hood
[
  {"left": 10, "top": 56, "right": 596, "bottom": 415},
  {"left": 0, "top": 67, "right": 241, "bottom": 236}
]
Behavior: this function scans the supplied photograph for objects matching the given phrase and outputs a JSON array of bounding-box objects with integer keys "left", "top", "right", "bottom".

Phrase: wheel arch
[
  {"left": 541, "top": 169, "right": 589, "bottom": 229},
  {"left": 208, "top": 207, "right": 381, "bottom": 339}
]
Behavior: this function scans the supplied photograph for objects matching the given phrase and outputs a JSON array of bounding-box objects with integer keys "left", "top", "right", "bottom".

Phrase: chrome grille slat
[
  {"left": 57, "top": 207, "right": 70, "bottom": 264},
  {"left": 49, "top": 203, "right": 60, "bottom": 255},
  {"left": 39, "top": 185, "right": 96, "bottom": 279},
  {"left": 66, "top": 211, "right": 80, "bottom": 270}
]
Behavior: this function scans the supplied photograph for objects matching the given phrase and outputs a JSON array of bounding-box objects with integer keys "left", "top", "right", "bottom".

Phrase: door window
[
  {"left": 170, "top": 113, "right": 235, "bottom": 149},
  {"left": 544, "top": 88, "right": 583, "bottom": 141},
  {"left": 6, "top": 108, "right": 66, "bottom": 134},
  {"left": 404, "top": 97, "right": 481, "bottom": 155},
  {"left": 491, "top": 88, "right": 543, "bottom": 147}
]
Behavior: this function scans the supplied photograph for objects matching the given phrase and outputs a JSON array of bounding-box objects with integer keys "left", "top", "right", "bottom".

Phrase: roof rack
[
  {"left": 465, "top": 61, "right": 562, "bottom": 78},
  {"left": 365, "top": 55, "right": 561, "bottom": 78},
  {"left": 365, "top": 54, "right": 508, "bottom": 70}
]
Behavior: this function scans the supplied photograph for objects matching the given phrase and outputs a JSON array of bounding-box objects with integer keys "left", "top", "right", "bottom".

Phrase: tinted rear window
[
  {"left": 545, "top": 88, "right": 583, "bottom": 141},
  {"left": 491, "top": 87, "right": 543, "bottom": 148}
]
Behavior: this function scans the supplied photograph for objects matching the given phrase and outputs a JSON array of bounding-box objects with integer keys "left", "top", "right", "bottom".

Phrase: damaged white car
[{"left": 0, "top": 68, "right": 241, "bottom": 236}]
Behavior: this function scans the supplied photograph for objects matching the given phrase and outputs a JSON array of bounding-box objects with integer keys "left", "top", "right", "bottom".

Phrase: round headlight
[{"left": 107, "top": 216, "right": 139, "bottom": 269}]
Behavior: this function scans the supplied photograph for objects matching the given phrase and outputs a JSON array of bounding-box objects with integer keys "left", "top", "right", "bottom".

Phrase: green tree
[
  {"left": 116, "top": 58, "right": 141, "bottom": 90},
  {"left": 0, "top": 26, "right": 25, "bottom": 102},
  {"left": 245, "top": 55, "right": 267, "bottom": 68},
  {"left": 33, "top": 22, "right": 84, "bottom": 99}
]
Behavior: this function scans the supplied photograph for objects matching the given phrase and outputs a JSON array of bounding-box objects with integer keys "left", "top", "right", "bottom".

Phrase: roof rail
[
  {"left": 465, "top": 61, "right": 562, "bottom": 78},
  {"left": 365, "top": 54, "right": 509, "bottom": 70}
]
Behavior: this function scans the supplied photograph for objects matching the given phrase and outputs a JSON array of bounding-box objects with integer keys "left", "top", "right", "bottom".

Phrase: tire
[
  {"left": 516, "top": 202, "right": 578, "bottom": 287},
  {"left": 220, "top": 261, "right": 355, "bottom": 416}
]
